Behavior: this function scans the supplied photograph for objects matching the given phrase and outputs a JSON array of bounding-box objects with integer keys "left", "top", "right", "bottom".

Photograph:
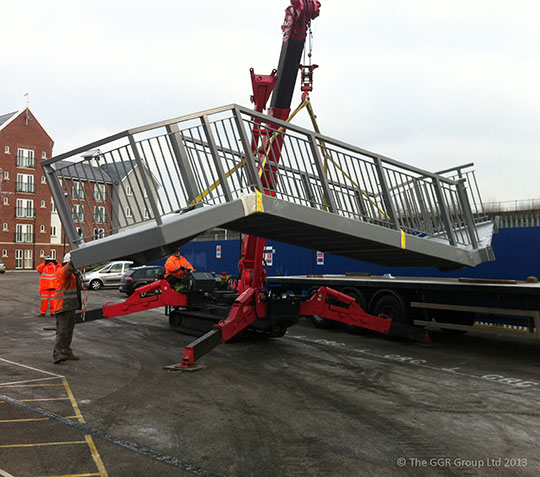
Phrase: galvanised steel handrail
[{"left": 42, "top": 104, "right": 485, "bottom": 251}]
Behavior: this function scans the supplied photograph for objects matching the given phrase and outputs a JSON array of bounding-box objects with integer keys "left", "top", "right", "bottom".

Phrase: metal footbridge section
[{"left": 42, "top": 104, "right": 495, "bottom": 270}]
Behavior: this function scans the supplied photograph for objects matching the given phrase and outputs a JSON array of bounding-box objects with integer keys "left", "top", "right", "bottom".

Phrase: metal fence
[{"left": 42, "top": 104, "right": 486, "bottom": 251}]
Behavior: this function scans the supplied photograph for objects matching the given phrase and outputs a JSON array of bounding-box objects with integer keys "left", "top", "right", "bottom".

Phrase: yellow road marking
[
  {"left": 63, "top": 378, "right": 85, "bottom": 424},
  {"left": 0, "top": 418, "right": 49, "bottom": 423},
  {"left": 85, "top": 435, "right": 109, "bottom": 477},
  {"left": 37, "top": 473, "right": 101, "bottom": 477},
  {"left": 0, "top": 440, "right": 87, "bottom": 448}
]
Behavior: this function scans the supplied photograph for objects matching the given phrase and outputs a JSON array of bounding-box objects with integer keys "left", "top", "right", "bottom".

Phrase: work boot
[
  {"left": 54, "top": 356, "right": 67, "bottom": 364},
  {"left": 66, "top": 354, "right": 80, "bottom": 361}
]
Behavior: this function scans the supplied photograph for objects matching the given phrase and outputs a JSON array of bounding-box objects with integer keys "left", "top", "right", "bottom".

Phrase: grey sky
[{"left": 2, "top": 0, "right": 539, "bottom": 203}]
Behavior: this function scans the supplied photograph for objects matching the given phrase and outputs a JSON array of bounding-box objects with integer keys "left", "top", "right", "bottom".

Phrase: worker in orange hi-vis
[
  {"left": 36, "top": 256, "right": 60, "bottom": 317},
  {"left": 164, "top": 247, "right": 195, "bottom": 290}
]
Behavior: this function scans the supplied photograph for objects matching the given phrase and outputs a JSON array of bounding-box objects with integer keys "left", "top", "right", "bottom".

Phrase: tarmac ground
[{"left": 1, "top": 271, "right": 540, "bottom": 476}]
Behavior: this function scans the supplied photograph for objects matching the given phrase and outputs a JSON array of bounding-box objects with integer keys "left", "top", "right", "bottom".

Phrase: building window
[
  {"left": 126, "top": 206, "right": 133, "bottom": 218},
  {"left": 51, "top": 199, "right": 57, "bottom": 213},
  {"left": 94, "top": 183, "right": 106, "bottom": 202},
  {"left": 17, "top": 148, "right": 35, "bottom": 168},
  {"left": 16, "top": 199, "right": 34, "bottom": 218},
  {"left": 2, "top": 249, "right": 7, "bottom": 257},
  {"left": 40, "top": 249, "right": 45, "bottom": 257},
  {"left": 40, "top": 225, "right": 46, "bottom": 233},
  {"left": 42, "top": 151, "right": 47, "bottom": 159},
  {"left": 3, "top": 197, "right": 8, "bottom": 205},
  {"left": 16, "top": 224, "right": 33, "bottom": 243},
  {"left": 51, "top": 226, "right": 57, "bottom": 237},
  {"left": 24, "top": 249, "right": 32, "bottom": 269},
  {"left": 144, "top": 208, "right": 150, "bottom": 219},
  {"left": 2, "top": 223, "right": 7, "bottom": 231},
  {"left": 94, "top": 206, "right": 105, "bottom": 223},
  {"left": 72, "top": 181, "right": 85, "bottom": 200},
  {"left": 126, "top": 185, "right": 133, "bottom": 196},
  {"left": 4, "top": 146, "right": 9, "bottom": 154},
  {"left": 3, "top": 171, "right": 8, "bottom": 179},
  {"left": 72, "top": 204, "right": 85, "bottom": 222},
  {"left": 15, "top": 250, "right": 23, "bottom": 269},
  {"left": 93, "top": 228, "right": 105, "bottom": 239},
  {"left": 16, "top": 173, "right": 35, "bottom": 193},
  {"left": 41, "top": 200, "right": 46, "bottom": 208},
  {"left": 41, "top": 176, "right": 46, "bottom": 184},
  {"left": 50, "top": 249, "right": 56, "bottom": 260}
]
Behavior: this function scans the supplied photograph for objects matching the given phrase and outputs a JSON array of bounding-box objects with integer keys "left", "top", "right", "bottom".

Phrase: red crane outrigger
[{"left": 85, "top": 0, "right": 430, "bottom": 369}]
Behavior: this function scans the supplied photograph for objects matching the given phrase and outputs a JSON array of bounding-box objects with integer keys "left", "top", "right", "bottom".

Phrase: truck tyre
[
  {"left": 89, "top": 279, "right": 103, "bottom": 290},
  {"left": 306, "top": 287, "right": 337, "bottom": 329},
  {"left": 372, "top": 293, "right": 410, "bottom": 324}
]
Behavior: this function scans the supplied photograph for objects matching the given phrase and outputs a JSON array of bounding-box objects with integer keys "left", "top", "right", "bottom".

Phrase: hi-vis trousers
[{"left": 40, "top": 289, "right": 56, "bottom": 315}]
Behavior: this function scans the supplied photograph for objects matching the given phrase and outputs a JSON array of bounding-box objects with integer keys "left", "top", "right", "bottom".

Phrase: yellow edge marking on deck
[
  {"left": 85, "top": 435, "right": 109, "bottom": 477},
  {"left": 0, "top": 418, "right": 49, "bottom": 423},
  {"left": 63, "top": 377, "right": 85, "bottom": 424},
  {"left": 0, "top": 440, "right": 87, "bottom": 448},
  {"left": 255, "top": 189, "right": 263, "bottom": 212},
  {"left": 401, "top": 229, "right": 406, "bottom": 249}
]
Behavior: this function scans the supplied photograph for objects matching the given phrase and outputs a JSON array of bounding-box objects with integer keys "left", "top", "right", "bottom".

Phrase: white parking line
[{"left": 0, "top": 357, "right": 63, "bottom": 381}]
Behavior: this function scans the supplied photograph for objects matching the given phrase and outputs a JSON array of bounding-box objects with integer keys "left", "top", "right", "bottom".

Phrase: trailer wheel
[
  {"left": 372, "top": 293, "right": 410, "bottom": 324},
  {"left": 306, "top": 287, "right": 337, "bottom": 329}
]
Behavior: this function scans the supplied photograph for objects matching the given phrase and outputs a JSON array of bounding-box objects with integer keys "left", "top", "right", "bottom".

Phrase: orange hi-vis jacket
[
  {"left": 54, "top": 263, "right": 80, "bottom": 314},
  {"left": 37, "top": 262, "right": 60, "bottom": 291},
  {"left": 164, "top": 255, "right": 194, "bottom": 279}
]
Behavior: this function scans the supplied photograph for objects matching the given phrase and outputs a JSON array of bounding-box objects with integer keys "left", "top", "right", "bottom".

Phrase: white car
[{"left": 83, "top": 261, "right": 133, "bottom": 290}]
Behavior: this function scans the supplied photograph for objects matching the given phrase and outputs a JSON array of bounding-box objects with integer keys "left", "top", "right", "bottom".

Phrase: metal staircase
[{"left": 42, "top": 104, "right": 495, "bottom": 270}]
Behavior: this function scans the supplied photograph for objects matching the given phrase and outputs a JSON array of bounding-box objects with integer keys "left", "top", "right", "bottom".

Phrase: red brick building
[{"left": 0, "top": 107, "right": 65, "bottom": 270}]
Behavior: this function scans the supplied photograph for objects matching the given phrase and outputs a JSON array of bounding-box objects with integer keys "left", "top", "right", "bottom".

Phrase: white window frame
[
  {"left": 50, "top": 249, "right": 57, "bottom": 260},
  {"left": 72, "top": 181, "right": 84, "bottom": 200},
  {"left": 16, "top": 198, "right": 34, "bottom": 218},
  {"left": 15, "top": 249, "right": 23, "bottom": 269},
  {"left": 2, "top": 249, "right": 7, "bottom": 257},
  {"left": 94, "top": 183, "right": 106, "bottom": 202},
  {"left": 40, "top": 249, "right": 45, "bottom": 257},
  {"left": 41, "top": 200, "right": 46, "bottom": 208},
  {"left": 3, "top": 197, "right": 8, "bottom": 205},
  {"left": 51, "top": 199, "right": 57, "bottom": 213},
  {"left": 40, "top": 225, "right": 46, "bottom": 233},
  {"left": 94, "top": 205, "right": 106, "bottom": 223},
  {"left": 3, "top": 171, "right": 8, "bottom": 179},
  {"left": 4, "top": 146, "right": 9, "bottom": 154},
  {"left": 17, "top": 148, "right": 35, "bottom": 168},
  {"left": 16, "top": 173, "right": 34, "bottom": 193},
  {"left": 51, "top": 226, "right": 57, "bottom": 237},
  {"left": 126, "top": 185, "right": 133, "bottom": 196},
  {"left": 126, "top": 206, "right": 133, "bottom": 218},
  {"left": 73, "top": 204, "right": 84, "bottom": 222},
  {"left": 41, "top": 175, "right": 46, "bottom": 184},
  {"left": 24, "top": 249, "right": 32, "bottom": 269},
  {"left": 42, "top": 151, "right": 47, "bottom": 159}
]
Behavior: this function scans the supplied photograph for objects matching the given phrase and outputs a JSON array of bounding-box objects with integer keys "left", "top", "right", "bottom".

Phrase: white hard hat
[
  {"left": 63, "top": 252, "right": 72, "bottom": 263},
  {"left": 45, "top": 256, "right": 52, "bottom": 261}
]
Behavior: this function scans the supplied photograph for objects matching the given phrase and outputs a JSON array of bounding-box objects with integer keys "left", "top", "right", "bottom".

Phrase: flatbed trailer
[{"left": 267, "top": 274, "right": 540, "bottom": 340}]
